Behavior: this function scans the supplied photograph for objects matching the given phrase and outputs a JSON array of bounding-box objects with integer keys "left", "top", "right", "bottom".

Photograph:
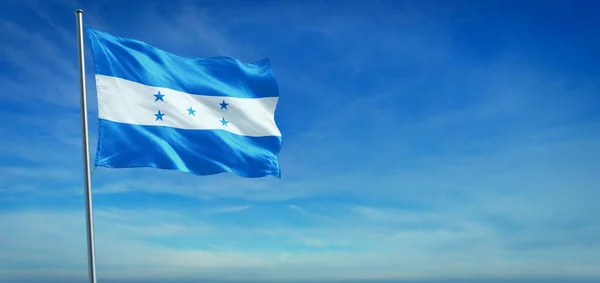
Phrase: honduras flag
[{"left": 85, "top": 26, "right": 282, "bottom": 178}]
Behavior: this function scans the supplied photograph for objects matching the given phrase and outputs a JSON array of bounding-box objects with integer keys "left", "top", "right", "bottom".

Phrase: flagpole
[{"left": 75, "top": 9, "right": 98, "bottom": 283}]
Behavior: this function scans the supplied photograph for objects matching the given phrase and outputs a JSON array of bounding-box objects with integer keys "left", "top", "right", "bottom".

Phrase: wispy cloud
[
  {"left": 351, "top": 206, "right": 441, "bottom": 224},
  {"left": 0, "top": 20, "right": 81, "bottom": 109},
  {"left": 287, "top": 204, "right": 333, "bottom": 222},
  {"left": 1, "top": 207, "right": 599, "bottom": 282},
  {"left": 302, "top": 237, "right": 327, "bottom": 248},
  {"left": 301, "top": 237, "right": 349, "bottom": 248},
  {"left": 204, "top": 205, "right": 251, "bottom": 214}
]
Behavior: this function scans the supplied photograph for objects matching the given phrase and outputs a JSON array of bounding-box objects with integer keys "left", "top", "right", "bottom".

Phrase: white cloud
[
  {"left": 302, "top": 238, "right": 326, "bottom": 248},
  {"left": 351, "top": 206, "right": 441, "bottom": 223},
  {"left": 301, "top": 238, "right": 349, "bottom": 248},
  {"left": 1, "top": 201, "right": 600, "bottom": 282},
  {"left": 204, "top": 205, "right": 251, "bottom": 214}
]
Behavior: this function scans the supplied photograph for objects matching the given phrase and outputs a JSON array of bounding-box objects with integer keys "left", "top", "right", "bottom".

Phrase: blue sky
[{"left": 1, "top": 0, "right": 599, "bottom": 282}]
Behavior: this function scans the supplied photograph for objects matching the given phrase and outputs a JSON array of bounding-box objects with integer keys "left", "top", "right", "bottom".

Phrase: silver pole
[{"left": 75, "top": 9, "right": 98, "bottom": 283}]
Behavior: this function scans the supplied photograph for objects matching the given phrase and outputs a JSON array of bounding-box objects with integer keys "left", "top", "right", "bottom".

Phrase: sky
[{"left": 0, "top": 0, "right": 599, "bottom": 282}]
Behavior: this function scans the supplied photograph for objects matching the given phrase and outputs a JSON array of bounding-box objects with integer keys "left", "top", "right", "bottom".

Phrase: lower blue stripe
[{"left": 95, "top": 119, "right": 282, "bottom": 178}]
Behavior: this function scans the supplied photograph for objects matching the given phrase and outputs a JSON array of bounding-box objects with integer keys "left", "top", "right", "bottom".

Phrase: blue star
[
  {"left": 187, "top": 107, "right": 196, "bottom": 116},
  {"left": 154, "top": 91, "right": 165, "bottom": 102},
  {"left": 155, "top": 110, "right": 165, "bottom": 121},
  {"left": 219, "top": 100, "right": 229, "bottom": 110},
  {"left": 220, "top": 117, "right": 229, "bottom": 126}
]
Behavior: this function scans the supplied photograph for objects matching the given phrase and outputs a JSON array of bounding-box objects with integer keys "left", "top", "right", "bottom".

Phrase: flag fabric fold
[{"left": 85, "top": 26, "right": 282, "bottom": 178}]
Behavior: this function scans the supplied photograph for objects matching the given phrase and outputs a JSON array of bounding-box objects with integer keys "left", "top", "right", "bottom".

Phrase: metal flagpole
[{"left": 75, "top": 9, "right": 98, "bottom": 283}]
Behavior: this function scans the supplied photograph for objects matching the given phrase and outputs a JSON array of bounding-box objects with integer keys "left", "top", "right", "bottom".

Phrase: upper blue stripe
[{"left": 84, "top": 26, "right": 279, "bottom": 99}]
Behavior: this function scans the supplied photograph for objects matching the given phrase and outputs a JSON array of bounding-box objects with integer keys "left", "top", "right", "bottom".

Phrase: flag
[{"left": 84, "top": 26, "right": 282, "bottom": 178}]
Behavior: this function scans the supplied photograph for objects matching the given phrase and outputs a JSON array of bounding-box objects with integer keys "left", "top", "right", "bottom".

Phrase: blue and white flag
[{"left": 85, "top": 26, "right": 282, "bottom": 178}]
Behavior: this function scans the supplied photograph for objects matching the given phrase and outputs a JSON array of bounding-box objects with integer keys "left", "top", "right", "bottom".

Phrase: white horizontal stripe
[{"left": 96, "top": 75, "right": 281, "bottom": 137}]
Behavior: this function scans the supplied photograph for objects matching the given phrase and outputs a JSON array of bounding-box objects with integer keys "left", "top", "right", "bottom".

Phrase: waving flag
[{"left": 85, "top": 26, "right": 282, "bottom": 178}]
